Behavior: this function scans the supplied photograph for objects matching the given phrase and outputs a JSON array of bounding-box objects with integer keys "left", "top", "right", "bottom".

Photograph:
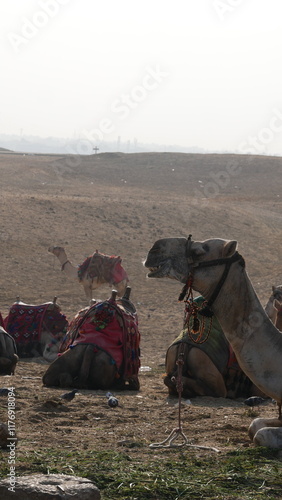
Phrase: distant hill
[
  {"left": 0, "top": 133, "right": 211, "bottom": 155},
  {"left": 0, "top": 146, "right": 13, "bottom": 153}
]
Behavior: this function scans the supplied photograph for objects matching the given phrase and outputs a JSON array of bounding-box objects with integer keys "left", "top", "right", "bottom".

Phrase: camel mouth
[
  {"left": 147, "top": 260, "right": 171, "bottom": 278},
  {"left": 273, "top": 291, "right": 282, "bottom": 302}
]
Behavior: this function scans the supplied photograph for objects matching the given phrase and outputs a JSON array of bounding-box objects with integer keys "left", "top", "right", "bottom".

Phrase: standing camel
[
  {"left": 144, "top": 235, "right": 282, "bottom": 448},
  {"left": 48, "top": 246, "right": 129, "bottom": 302}
]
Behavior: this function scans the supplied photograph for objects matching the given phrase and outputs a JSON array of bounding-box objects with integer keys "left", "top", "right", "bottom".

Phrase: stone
[{"left": 0, "top": 473, "right": 101, "bottom": 499}]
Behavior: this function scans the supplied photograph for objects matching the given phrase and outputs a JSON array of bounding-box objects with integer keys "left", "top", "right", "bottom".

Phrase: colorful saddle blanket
[
  {"left": 171, "top": 296, "right": 239, "bottom": 373},
  {"left": 4, "top": 302, "right": 68, "bottom": 357},
  {"left": 78, "top": 252, "right": 128, "bottom": 285},
  {"left": 60, "top": 297, "right": 140, "bottom": 382}
]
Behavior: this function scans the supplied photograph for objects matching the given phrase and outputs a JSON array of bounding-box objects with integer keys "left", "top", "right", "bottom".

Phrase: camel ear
[{"left": 222, "top": 240, "right": 237, "bottom": 258}]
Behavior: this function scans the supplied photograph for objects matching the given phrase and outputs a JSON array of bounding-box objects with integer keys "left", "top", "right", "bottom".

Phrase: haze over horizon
[{"left": 1, "top": 1, "right": 282, "bottom": 156}]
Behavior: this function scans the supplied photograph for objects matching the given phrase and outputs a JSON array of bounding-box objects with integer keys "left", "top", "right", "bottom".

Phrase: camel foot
[
  {"left": 0, "top": 356, "right": 18, "bottom": 376},
  {"left": 126, "top": 377, "right": 140, "bottom": 391}
]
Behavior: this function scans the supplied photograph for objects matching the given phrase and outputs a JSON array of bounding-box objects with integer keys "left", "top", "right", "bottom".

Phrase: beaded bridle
[{"left": 179, "top": 234, "right": 245, "bottom": 344}]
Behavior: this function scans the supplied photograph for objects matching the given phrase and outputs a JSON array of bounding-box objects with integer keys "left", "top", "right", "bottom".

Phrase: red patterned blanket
[
  {"left": 60, "top": 298, "right": 140, "bottom": 382},
  {"left": 5, "top": 303, "right": 50, "bottom": 342},
  {"left": 4, "top": 302, "right": 68, "bottom": 357},
  {"left": 78, "top": 252, "right": 128, "bottom": 285}
]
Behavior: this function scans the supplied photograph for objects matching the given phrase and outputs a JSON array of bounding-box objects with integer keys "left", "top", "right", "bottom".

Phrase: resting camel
[
  {"left": 4, "top": 297, "right": 68, "bottom": 362},
  {"left": 144, "top": 236, "right": 282, "bottom": 448},
  {"left": 163, "top": 287, "right": 282, "bottom": 401},
  {"left": 0, "top": 327, "right": 18, "bottom": 375},
  {"left": 43, "top": 288, "right": 140, "bottom": 390},
  {"left": 48, "top": 246, "right": 129, "bottom": 303}
]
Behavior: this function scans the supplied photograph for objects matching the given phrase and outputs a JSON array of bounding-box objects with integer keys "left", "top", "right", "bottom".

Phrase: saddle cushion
[
  {"left": 171, "top": 296, "right": 239, "bottom": 373},
  {"left": 4, "top": 303, "right": 50, "bottom": 344},
  {"left": 78, "top": 253, "right": 128, "bottom": 285}
]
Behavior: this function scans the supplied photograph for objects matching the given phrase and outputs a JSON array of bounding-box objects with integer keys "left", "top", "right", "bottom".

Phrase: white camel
[
  {"left": 48, "top": 246, "right": 129, "bottom": 302},
  {"left": 144, "top": 236, "right": 282, "bottom": 448}
]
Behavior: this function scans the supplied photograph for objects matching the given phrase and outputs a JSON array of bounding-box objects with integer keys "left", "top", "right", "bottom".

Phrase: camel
[
  {"left": 43, "top": 288, "right": 140, "bottom": 390},
  {"left": 4, "top": 297, "right": 68, "bottom": 362},
  {"left": 163, "top": 287, "right": 282, "bottom": 401},
  {"left": 144, "top": 235, "right": 282, "bottom": 447},
  {"left": 0, "top": 327, "right": 18, "bottom": 375},
  {"left": 48, "top": 246, "right": 129, "bottom": 302}
]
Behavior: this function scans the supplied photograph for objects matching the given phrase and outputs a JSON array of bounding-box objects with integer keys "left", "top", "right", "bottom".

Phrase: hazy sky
[{"left": 1, "top": 0, "right": 282, "bottom": 155}]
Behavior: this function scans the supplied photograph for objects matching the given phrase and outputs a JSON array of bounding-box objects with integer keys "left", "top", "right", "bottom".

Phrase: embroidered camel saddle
[
  {"left": 170, "top": 296, "right": 253, "bottom": 396},
  {"left": 78, "top": 252, "right": 128, "bottom": 285},
  {"left": 5, "top": 299, "right": 68, "bottom": 357},
  {"left": 60, "top": 291, "right": 140, "bottom": 385}
]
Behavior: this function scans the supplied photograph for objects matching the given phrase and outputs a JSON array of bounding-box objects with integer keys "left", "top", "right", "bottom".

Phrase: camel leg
[
  {"left": 248, "top": 417, "right": 282, "bottom": 441},
  {"left": 165, "top": 346, "right": 227, "bottom": 398},
  {"left": 0, "top": 356, "right": 18, "bottom": 376},
  {"left": 114, "top": 279, "right": 128, "bottom": 297},
  {"left": 83, "top": 283, "right": 93, "bottom": 304},
  {"left": 59, "top": 372, "right": 75, "bottom": 388},
  {"left": 88, "top": 350, "right": 117, "bottom": 389},
  {"left": 42, "top": 346, "right": 86, "bottom": 387},
  {"left": 77, "top": 345, "right": 95, "bottom": 388}
]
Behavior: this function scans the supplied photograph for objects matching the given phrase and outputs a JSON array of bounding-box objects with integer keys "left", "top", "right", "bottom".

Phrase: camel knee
[
  {"left": 164, "top": 374, "right": 198, "bottom": 398},
  {"left": 78, "top": 345, "right": 95, "bottom": 388},
  {"left": 0, "top": 356, "right": 18, "bottom": 376},
  {"left": 42, "top": 371, "right": 57, "bottom": 387},
  {"left": 164, "top": 375, "right": 178, "bottom": 396},
  {"left": 249, "top": 417, "right": 282, "bottom": 441},
  {"left": 253, "top": 427, "right": 282, "bottom": 448},
  {"left": 126, "top": 376, "right": 140, "bottom": 391}
]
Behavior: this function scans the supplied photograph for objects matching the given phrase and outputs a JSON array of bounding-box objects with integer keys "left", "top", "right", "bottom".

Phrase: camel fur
[
  {"left": 144, "top": 236, "right": 282, "bottom": 448},
  {"left": 0, "top": 327, "right": 18, "bottom": 375},
  {"left": 48, "top": 246, "right": 129, "bottom": 302}
]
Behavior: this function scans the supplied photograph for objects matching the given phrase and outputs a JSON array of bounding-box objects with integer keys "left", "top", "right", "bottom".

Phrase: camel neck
[
  {"left": 205, "top": 263, "right": 266, "bottom": 346},
  {"left": 205, "top": 261, "right": 282, "bottom": 401}
]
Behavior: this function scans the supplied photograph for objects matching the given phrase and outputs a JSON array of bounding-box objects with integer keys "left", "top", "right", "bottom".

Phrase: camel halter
[{"left": 179, "top": 234, "right": 245, "bottom": 317}]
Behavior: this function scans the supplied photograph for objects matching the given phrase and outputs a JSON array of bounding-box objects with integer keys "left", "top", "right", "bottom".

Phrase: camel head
[
  {"left": 272, "top": 285, "right": 282, "bottom": 305},
  {"left": 48, "top": 246, "right": 65, "bottom": 257},
  {"left": 144, "top": 236, "right": 238, "bottom": 290}
]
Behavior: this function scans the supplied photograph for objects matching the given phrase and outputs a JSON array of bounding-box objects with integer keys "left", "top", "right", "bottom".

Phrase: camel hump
[
  {"left": 11, "top": 300, "right": 59, "bottom": 311},
  {"left": 78, "top": 253, "right": 124, "bottom": 283}
]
